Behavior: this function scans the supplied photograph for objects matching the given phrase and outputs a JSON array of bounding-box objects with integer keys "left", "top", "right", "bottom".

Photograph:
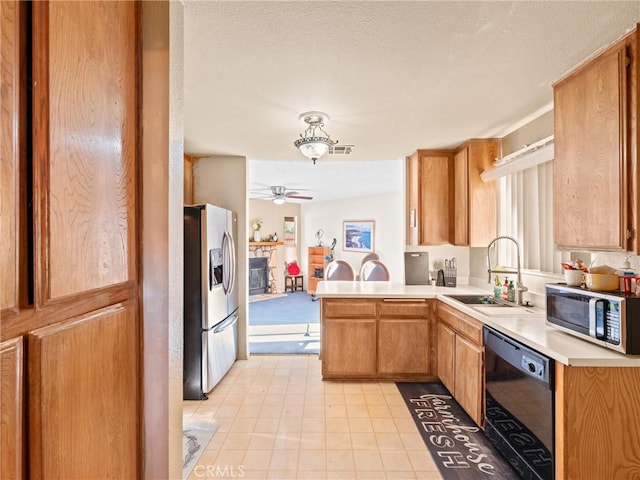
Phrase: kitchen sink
[{"left": 444, "top": 294, "right": 510, "bottom": 306}]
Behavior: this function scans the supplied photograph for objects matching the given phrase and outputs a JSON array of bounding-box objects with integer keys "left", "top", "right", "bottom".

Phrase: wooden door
[
  {"left": 436, "top": 322, "right": 455, "bottom": 394},
  {"left": 0, "top": 1, "right": 140, "bottom": 476},
  {"left": 419, "top": 152, "right": 453, "bottom": 245},
  {"left": 28, "top": 305, "right": 138, "bottom": 479},
  {"left": 454, "top": 335, "right": 484, "bottom": 426},
  {"left": 1, "top": 337, "right": 24, "bottom": 479},
  {"left": 553, "top": 43, "right": 628, "bottom": 250},
  {"left": 453, "top": 147, "right": 469, "bottom": 246}
]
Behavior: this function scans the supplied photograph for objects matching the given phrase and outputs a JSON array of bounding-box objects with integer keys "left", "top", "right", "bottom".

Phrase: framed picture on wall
[{"left": 343, "top": 220, "right": 375, "bottom": 253}]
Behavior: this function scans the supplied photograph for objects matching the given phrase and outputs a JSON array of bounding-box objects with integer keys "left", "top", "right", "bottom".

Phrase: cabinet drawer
[
  {"left": 437, "top": 302, "right": 483, "bottom": 345},
  {"left": 378, "top": 299, "right": 431, "bottom": 319},
  {"left": 322, "top": 299, "right": 377, "bottom": 318}
]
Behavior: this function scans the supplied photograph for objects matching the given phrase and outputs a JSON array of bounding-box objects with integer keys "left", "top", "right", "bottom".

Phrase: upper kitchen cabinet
[
  {"left": 406, "top": 149, "right": 453, "bottom": 245},
  {"left": 453, "top": 139, "right": 500, "bottom": 247},
  {"left": 553, "top": 26, "right": 637, "bottom": 251},
  {"left": 406, "top": 140, "right": 499, "bottom": 246}
]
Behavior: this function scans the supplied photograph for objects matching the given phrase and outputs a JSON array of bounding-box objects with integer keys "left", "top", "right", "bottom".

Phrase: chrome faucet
[{"left": 487, "top": 235, "right": 528, "bottom": 305}]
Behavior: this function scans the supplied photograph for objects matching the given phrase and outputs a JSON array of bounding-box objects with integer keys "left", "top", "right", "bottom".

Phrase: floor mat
[
  {"left": 183, "top": 422, "right": 218, "bottom": 478},
  {"left": 396, "top": 382, "right": 519, "bottom": 480}
]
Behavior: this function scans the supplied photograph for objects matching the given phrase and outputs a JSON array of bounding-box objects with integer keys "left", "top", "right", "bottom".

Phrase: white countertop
[{"left": 316, "top": 281, "right": 640, "bottom": 367}]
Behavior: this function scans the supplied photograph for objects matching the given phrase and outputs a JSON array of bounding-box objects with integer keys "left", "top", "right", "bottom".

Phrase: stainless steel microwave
[{"left": 546, "top": 284, "right": 640, "bottom": 354}]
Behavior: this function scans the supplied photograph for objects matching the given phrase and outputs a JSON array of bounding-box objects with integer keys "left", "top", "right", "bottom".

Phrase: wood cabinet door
[
  {"left": 378, "top": 319, "right": 430, "bottom": 375},
  {"left": 467, "top": 140, "right": 499, "bottom": 247},
  {"left": 1, "top": 337, "right": 23, "bottom": 479},
  {"left": 453, "top": 148, "right": 469, "bottom": 246},
  {"left": 322, "top": 319, "right": 376, "bottom": 377},
  {"left": 419, "top": 152, "right": 452, "bottom": 245},
  {"left": 454, "top": 335, "right": 484, "bottom": 426},
  {"left": 32, "top": 0, "right": 137, "bottom": 304},
  {"left": 553, "top": 43, "right": 628, "bottom": 250},
  {"left": 436, "top": 322, "right": 455, "bottom": 395},
  {"left": 1, "top": 0, "right": 26, "bottom": 318},
  {"left": 28, "top": 304, "right": 138, "bottom": 479}
]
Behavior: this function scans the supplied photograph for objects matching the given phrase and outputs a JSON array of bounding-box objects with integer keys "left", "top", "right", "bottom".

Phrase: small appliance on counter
[
  {"left": 546, "top": 283, "right": 640, "bottom": 354},
  {"left": 404, "top": 252, "right": 429, "bottom": 285}
]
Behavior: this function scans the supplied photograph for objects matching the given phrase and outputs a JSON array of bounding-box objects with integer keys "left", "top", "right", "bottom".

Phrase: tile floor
[{"left": 183, "top": 355, "right": 443, "bottom": 480}]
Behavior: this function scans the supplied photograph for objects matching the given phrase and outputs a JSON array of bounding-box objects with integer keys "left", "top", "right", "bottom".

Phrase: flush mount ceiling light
[{"left": 294, "top": 111, "right": 337, "bottom": 165}]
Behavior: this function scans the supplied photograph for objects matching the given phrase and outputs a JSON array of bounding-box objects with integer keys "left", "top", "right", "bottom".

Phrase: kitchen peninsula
[{"left": 316, "top": 281, "right": 640, "bottom": 480}]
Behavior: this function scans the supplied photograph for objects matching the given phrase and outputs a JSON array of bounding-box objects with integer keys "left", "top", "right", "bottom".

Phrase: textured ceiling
[{"left": 183, "top": 1, "right": 640, "bottom": 201}]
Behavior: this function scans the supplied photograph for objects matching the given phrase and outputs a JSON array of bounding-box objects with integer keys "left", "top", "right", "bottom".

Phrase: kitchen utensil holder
[{"left": 445, "top": 266, "right": 457, "bottom": 287}]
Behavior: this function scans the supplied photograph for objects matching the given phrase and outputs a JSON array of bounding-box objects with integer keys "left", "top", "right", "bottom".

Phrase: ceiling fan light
[{"left": 272, "top": 197, "right": 286, "bottom": 205}]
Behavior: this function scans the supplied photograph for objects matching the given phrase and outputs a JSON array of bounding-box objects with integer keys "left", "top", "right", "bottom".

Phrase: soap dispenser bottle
[
  {"left": 507, "top": 280, "right": 515, "bottom": 302},
  {"left": 502, "top": 278, "right": 509, "bottom": 301}
]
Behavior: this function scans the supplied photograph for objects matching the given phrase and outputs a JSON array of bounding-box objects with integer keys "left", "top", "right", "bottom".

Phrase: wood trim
[
  {"left": 31, "top": 0, "right": 50, "bottom": 308},
  {"left": 553, "top": 26, "right": 637, "bottom": 88},
  {"left": 248, "top": 241, "right": 284, "bottom": 246},
  {"left": 0, "top": 0, "right": 28, "bottom": 320},
  {"left": 0, "top": 281, "right": 135, "bottom": 342},
  {"left": 0, "top": 336, "right": 24, "bottom": 479}
]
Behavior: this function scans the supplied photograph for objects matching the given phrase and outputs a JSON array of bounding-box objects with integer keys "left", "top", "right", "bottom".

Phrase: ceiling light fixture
[
  {"left": 294, "top": 111, "right": 337, "bottom": 164},
  {"left": 272, "top": 197, "right": 286, "bottom": 205}
]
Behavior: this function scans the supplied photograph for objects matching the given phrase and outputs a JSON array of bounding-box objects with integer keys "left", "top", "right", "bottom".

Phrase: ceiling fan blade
[
  {"left": 285, "top": 191, "right": 300, "bottom": 196},
  {"left": 286, "top": 195, "right": 313, "bottom": 200}
]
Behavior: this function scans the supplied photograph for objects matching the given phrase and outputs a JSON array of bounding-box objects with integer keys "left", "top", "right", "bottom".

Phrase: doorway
[{"left": 248, "top": 286, "right": 320, "bottom": 355}]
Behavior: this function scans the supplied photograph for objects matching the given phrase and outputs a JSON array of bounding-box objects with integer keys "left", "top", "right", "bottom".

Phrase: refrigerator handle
[
  {"left": 222, "top": 230, "right": 236, "bottom": 295},
  {"left": 227, "top": 230, "right": 237, "bottom": 294},
  {"left": 222, "top": 232, "right": 230, "bottom": 294},
  {"left": 213, "top": 311, "right": 238, "bottom": 334}
]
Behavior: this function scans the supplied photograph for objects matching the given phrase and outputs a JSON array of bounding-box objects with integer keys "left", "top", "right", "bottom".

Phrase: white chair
[
  {"left": 325, "top": 260, "right": 355, "bottom": 281},
  {"left": 360, "top": 252, "right": 379, "bottom": 271},
  {"left": 359, "top": 260, "right": 390, "bottom": 281}
]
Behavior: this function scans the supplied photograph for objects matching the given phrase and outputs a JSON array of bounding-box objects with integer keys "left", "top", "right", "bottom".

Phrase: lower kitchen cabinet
[
  {"left": 555, "top": 364, "right": 640, "bottom": 479},
  {"left": 436, "top": 322, "right": 455, "bottom": 393},
  {"left": 378, "top": 299, "right": 431, "bottom": 375},
  {"left": 436, "top": 302, "right": 484, "bottom": 426},
  {"left": 323, "top": 318, "right": 377, "bottom": 377},
  {"left": 453, "top": 334, "right": 483, "bottom": 425},
  {"left": 321, "top": 298, "right": 433, "bottom": 380}
]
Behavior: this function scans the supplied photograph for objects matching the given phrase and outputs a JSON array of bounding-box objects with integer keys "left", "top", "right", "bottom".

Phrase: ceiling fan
[{"left": 252, "top": 185, "right": 313, "bottom": 204}]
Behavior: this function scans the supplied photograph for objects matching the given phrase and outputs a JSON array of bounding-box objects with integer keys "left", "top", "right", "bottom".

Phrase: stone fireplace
[{"left": 248, "top": 242, "right": 282, "bottom": 294}]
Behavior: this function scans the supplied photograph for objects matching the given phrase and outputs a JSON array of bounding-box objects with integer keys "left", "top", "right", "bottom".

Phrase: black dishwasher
[{"left": 483, "top": 326, "right": 555, "bottom": 480}]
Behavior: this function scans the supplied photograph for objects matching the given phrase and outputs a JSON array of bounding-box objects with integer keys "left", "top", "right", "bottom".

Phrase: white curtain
[{"left": 498, "top": 161, "right": 562, "bottom": 273}]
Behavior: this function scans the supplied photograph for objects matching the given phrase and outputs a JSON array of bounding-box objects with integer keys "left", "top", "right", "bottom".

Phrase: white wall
[
  {"left": 193, "top": 155, "right": 249, "bottom": 359},
  {"left": 300, "top": 193, "right": 404, "bottom": 281},
  {"left": 249, "top": 199, "right": 302, "bottom": 293}
]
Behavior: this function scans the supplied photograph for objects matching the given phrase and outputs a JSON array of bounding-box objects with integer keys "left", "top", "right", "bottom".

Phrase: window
[{"left": 498, "top": 161, "right": 563, "bottom": 274}]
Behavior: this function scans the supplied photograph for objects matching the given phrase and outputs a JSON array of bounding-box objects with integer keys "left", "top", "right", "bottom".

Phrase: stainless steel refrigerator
[{"left": 184, "top": 204, "right": 238, "bottom": 400}]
